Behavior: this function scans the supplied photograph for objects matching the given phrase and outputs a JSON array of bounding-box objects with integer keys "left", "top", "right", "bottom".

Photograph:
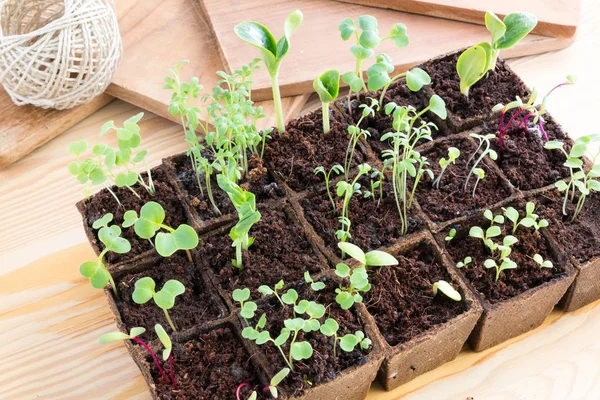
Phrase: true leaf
[
  {"left": 495, "top": 13, "right": 537, "bottom": 50},
  {"left": 456, "top": 45, "right": 487, "bottom": 96}
]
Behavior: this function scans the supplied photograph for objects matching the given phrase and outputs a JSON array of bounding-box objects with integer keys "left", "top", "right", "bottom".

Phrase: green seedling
[
  {"left": 304, "top": 271, "right": 326, "bottom": 292},
  {"left": 363, "top": 167, "right": 384, "bottom": 205},
  {"left": 367, "top": 55, "right": 432, "bottom": 106},
  {"left": 472, "top": 168, "right": 486, "bottom": 198},
  {"left": 217, "top": 174, "right": 261, "bottom": 269},
  {"left": 233, "top": 288, "right": 259, "bottom": 324},
  {"left": 265, "top": 368, "right": 290, "bottom": 398},
  {"left": 532, "top": 254, "right": 554, "bottom": 269},
  {"left": 80, "top": 214, "right": 130, "bottom": 299},
  {"left": 484, "top": 209, "right": 505, "bottom": 225},
  {"left": 335, "top": 163, "right": 372, "bottom": 242},
  {"left": 545, "top": 135, "right": 600, "bottom": 219},
  {"left": 313, "top": 69, "right": 341, "bottom": 133},
  {"left": 314, "top": 164, "right": 345, "bottom": 213},
  {"left": 234, "top": 10, "right": 303, "bottom": 133},
  {"left": 123, "top": 201, "right": 198, "bottom": 262},
  {"left": 457, "top": 11, "right": 537, "bottom": 96},
  {"left": 469, "top": 225, "right": 502, "bottom": 254},
  {"left": 455, "top": 256, "right": 472, "bottom": 269},
  {"left": 433, "top": 147, "right": 460, "bottom": 189},
  {"left": 155, "top": 324, "right": 177, "bottom": 389},
  {"left": 320, "top": 318, "right": 372, "bottom": 357},
  {"left": 344, "top": 98, "right": 377, "bottom": 179},
  {"left": 503, "top": 202, "right": 548, "bottom": 234},
  {"left": 484, "top": 257, "right": 518, "bottom": 281},
  {"left": 465, "top": 133, "right": 497, "bottom": 193},
  {"left": 98, "top": 327, "right": 173, "bottom": 386},
  {"left": 132, "top": 277, "right": 185, "bottom": 331},
  {"left": 445, "top": 228, "right": 457, "bottom": 243},
  {"left": 432, "top": 280, "right": 462, "bottom": 301},
  {"left": 258, "top": 280, "right": 286, "bottom": 306}
]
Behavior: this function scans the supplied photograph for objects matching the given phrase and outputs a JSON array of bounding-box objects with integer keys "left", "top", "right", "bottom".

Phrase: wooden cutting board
[
  {"left": 200, "top": 0, "right": 576, "bottom": 101},
  {"left": 107, "top": 0, "right": 309, "bottom": 130},
  {"left": 333, "top": 0, "right": 580, "bottom": 39}
]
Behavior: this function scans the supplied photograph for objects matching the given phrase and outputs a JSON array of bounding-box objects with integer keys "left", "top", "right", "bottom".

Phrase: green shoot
[
  {"left": 532, "top": 254, "right": 554, "bottom": 269},
  {"left": 80, "top": 214, "right": 130, "bottom": 299},
  {"left": 335, "top": 163, "right": 372, "bottom": 243},
  {"left": 258, "top": 280, "right": 286, "bottom": 306},
  {"left": 363, "top": 167, "right": 384, "bottom": 206},
  {"left": 455, "top": 256, "right": 472, "bottom": 269},
  {"left": 445, "top": 228, "right": 457, "bottom": 243},
  {"left": 123, "top": 201, "right": 198, "bottom": 262},
  {"left": 465, "top": 133, "right": 497, "bottom": 193},
  {"left": 368, "top": 54, "right": 431, "bottom": 106},
  {"left": 484, "top": 209, "right": 505, "bottom": 225},
  {"left": 457, "top": 11, "right": 537, "bottom": 96},
  {"left": 313, "top": 69, "right": 341, "bottom": 133},
  {"left": 266, "top": 368, "right": 290, "bottom": 398},
  {"left": 304, "top": 271, "right": 326, "bottom": 292},
  {"left": 432, "top": 280, "right": 462, "bottom": 301},
  {"left": 234, "top": 10, "right": 304, "bottom": 132},
  {"left": 469, "top": 225, "right": 503, "bottom": 254},
  {"left": 155, "top": 323, "right": 177, "bottom": 389},
  {"left": 132, "top": 277, "right": 185, "bottom": 331},
  {"left": 217, "top": 174, "right": 261, "bottom": 269},
  {"left": 472, "top": 168, "right": 486, "bottom": 198},
  {"left": 314, "top": 164, "right": 345, "bottom": 214},
  {"left": 320, "top": 318, "right": 340, "bottom": 356},
  {"left": 338, "top": 330, "right": 372, "bottom": 353},
  {"left": 503, "top": 202, "right": 548, "bottom": 234},
  {"left": 233, "top": 288, "right": 259, "bottom": 324},
  {"left": 433, "top": 146, "right": 460, "bottom": 189},
  {"left": 484, "top": 258, "right": 517, "bottom": 281},
  {"left": 345, "top": 99, "right": 377, "bottom": 179}
]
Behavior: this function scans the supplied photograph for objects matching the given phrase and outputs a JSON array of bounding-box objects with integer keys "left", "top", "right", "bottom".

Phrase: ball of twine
[{"left": 0, "top": 0, "right": 122, "bottom": 110}]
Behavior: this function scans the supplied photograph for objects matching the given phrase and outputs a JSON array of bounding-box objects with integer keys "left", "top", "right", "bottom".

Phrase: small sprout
[
  {"left": 313, "top": 69, "right": 341, "bottom": 133},
  {"left": 234, "top": 10, "right": 303, "bottom": 133},
  {"left": 258, "top": 279, "right": 286, "bottom": 305},
  {"left": 339, "top": 330, "right": 372, "bottom": 352},
  {"left": 132, "top": 277, "right": 185, "bottom": 331},
  {"left": 484, "top": 209, "right": 505, "bottom": 225},
  {"left": 335, "top": 164, "right": 372, "bottom": 242},
  {"left": 124, "top": 202, "right": 198, "bottom": 261},
  {"left": 533, "top": 254, "right": 553, "bottom": 269},
  {"left": 456, "top": 256, "right": 472, "bottom": 269},
  {"left": 484, "top": 257, "right": 518, "bottom": 281},
  {"left": 155, "top": 324, "right": 177, "bottom": 389},
  {"left": 469, "top": 225, "right": 502, "bottom": 254},
  {"left": 314, "top": 164, "right": 345, "bottom": 214},
  {"left": 466, "top": 133, "right": 497, "bottom": 193},
  {"left": 503, "top": 202, "right": 548, "bottom": 233},
  {"left": 432, "top": 280, "right": 462, "bottom": 301},
  {"left": 233, "top": 288, "right": 258, "bottom": 322},
  {"left": 335, "top": 264, "right": 370, "bottom": 310},
  {"left": 266, "top": 368, "right": 290, "bottom": 398},
  {"left": 337, "top": 241, "right": 399, "bottom": 267},
  {"left": 457, "top": 11, "right": 537, "bottom": 96},
  {"left": 304, "top": 271, "right": 326, "bottom": 292},
  {"left": 445, "top": 228, "right": 457, "bottom": 242},
  {"left": 472, "top": 168, "right": 486, "bottom": 198},
  {"left": 433, "top": 147, "right": 460, "bottom": 189},
  {"left": 320, "top": 318, "right": 341, "bottom": 356}
]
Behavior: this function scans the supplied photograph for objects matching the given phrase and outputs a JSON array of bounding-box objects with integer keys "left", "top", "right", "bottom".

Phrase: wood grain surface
[
  {"left": 0, "top": 0, "right": 599, "bottom": 398},
  {"left": 200, "top": 0, "right": 575, "bottom": 101},
  {"left": 332, "top": 0, "right": 580, "bottom": 38}
]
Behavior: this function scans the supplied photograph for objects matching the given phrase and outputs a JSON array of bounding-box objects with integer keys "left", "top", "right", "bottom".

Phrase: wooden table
[{"left": 1, "top": 1, "right": 599, "bottom": 398}]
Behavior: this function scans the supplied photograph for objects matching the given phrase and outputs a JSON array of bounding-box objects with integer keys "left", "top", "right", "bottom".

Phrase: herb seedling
[
  {"left": 445, "top": 228, "right": 457, "bottom": 243},
  {"left": 132, "top": 277, "right": 185, "bottom": 331},
  {"left": 433, "top": 147, "right": 460, "bottom": 189},
  {"left": 80, "top": 214, "right": 130, "bottom": 299},
  {"left": 484, "top": 209, "right": 505, "bottom": 225},
  {"left": 258, "top": 280, "right": 286, "bottom": 305},
  {"left": 313, "top": 69, "right": 341, "bottom": 133},
  {"left": 98, "top": 327, "right": 172, "bottom": 386},
  {"left": 469, "top": 224, "right": 502, "bottom": 254},
  {"left": 217, "top": 174, "right": 262, "bottom": 269},
  {"left": 265, "top": 368, "right": 290, "bottom": 398},
  {"left": 123, "top": 201, "right": 198, "bottom": 261},
  {"left": 532, "top": 254, "right": 553, "bottom": 269},
  {"left": 234, "top": 10, "right": 303, "bottom": 133},
  {"left": 544, "top": 135, "right": 600, "bottom": 219},
  {"left": 465, "top": 133, "right": 497, "bottom": 193},
  {"left": 367, "top": 56, "right": 432, "bottom": 106},
  {"left": 503, "top": 202, "right": 548, "bottom": 234},
  {"left": 472, "top": 168, "right": 486, "bottom": 198},
  {"left": 314, "top": 164, "right": 345, "bottom": 213},
  {"left": 492, "top": 75, "right": 576, "bottom": 151},
  {"left": 363, "top": 167, "right": 384, "bottom": 205},
  {"left": 456, "top": 11, "right": 537, "bottom": 96},
  {"left": 335, "top": 163, "right": 372, "bottom": 242},
  {"left": 344, "top": 99, "right": 376, "bottom": 179},
  {"left": 432, "top": 280, "right": 462, "bottom": 301},
  {"left": 455, "top": 256, "right": 472, "bottom": 269},
  {"left": 484, "top": 258, "right": 518, "bottom": 281}
]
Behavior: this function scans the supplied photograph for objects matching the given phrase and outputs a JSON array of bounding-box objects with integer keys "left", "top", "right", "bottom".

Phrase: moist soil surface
[
  {"left": 168, "top": 153, "right": 285, "bottom": 221},
  {"left": 264, "top": 108, "right": 368, "bottom": 192},
  {"left": 481, "top": 114, "right": 573, "bottom": 191},
  {"left": 364, "top": 241, "right": 467, "bottom": 346},
  {"left": 525, "top": 190, "right": 600, "bottom": 264},
  {"left": 83, "top": 167, "right": 188, "bottom": 264},
  {"left": 422, "top": 53, "right": 529, "bottom": 124},
  {"left": 414, "top": 137, "right": 512, "bottom": 223},
  {"left": 301, "top": 177, "right": 424, "bottom": 253},
  {"left": 247, "top": 276, "right": 371, "bottom": 397},
  {"left": 196, "top": 205, "right": 325, "bottom": 299},
  {"left": 115, "top": 253, "right": 225, "bottom": 340},
  {"left": 152, "top": 327, "right": 264, "bottom": 399},
  {"left": 444, "top": 213, "right": 567, "bottom": 303}
]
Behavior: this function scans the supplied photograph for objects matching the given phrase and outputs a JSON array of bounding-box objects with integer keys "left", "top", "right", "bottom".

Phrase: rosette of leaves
[
  {"left": 132, "top": 277, "right": 185, "bottom": 331},
  {"left": 123, "top": 201, "right": 198, "bottom": 261}
]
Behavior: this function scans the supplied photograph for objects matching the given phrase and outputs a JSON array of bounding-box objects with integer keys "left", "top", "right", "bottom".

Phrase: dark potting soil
[
  {"left": 422, "top": 53, "right": 529, "bottom": 124},
  {"left": 264, "top": 108, "right": 368, "bottom": 192},
  {"left": 300, "top": 177, "right": 424, "bottom": 254},
  {"left": 444, "top": 213, "right": 567, "bottom": 303},
  {"left": 343, "top": 82, "right": 439, "bottom": 157},
  {"left": 414, "top": 137, "right": 512, "bottom": 223},
  {"left": 83, "top": 167, "right": 188, "bottom": 264},
  {"left": 246, "top": 277, "right": 371, "bottom": 396},
  {"left": 152, "top": 327, "right": 264, "bottom": 399},
  {"left": 196, "top": 205, "right": 325, "bottom": 299},
  {"left": 481, "top": 114, "right": 573, "bottom": 191},
  {"left": 364, "top": 242, "right": 467, "bottom": 346},
  {"left": 115, "top": 254, "right": 225, "bottom": 340},
  {"left": 525, "top": 190, "right": 600, "bottom": 264},
  {"left": 168, "top": 153, "right": 285, "bottom": 221}
]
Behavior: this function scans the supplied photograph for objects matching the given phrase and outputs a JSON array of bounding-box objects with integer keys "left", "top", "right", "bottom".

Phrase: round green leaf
[
  {"left": 366, "top": 63, "right": 390, "bottom": 91},
  {"left": 132, "top": 277, "right": 156, "bottom": 304},
  {"left": 339, "top": 17, "right": 355, "bottom": 41},
  {"left": 154, "top": 279, "right": 185, "bottom": 310},
  {"left": 336, "top": 291, "right": 355, "bottom": 310},
  {"left": 428, "top": 95, "right": 447, "bottom": 120},
  {"left": 122, "top": 210, "right": 138, "bottom": 228},
  {"left": 406, "top": 68, "right": 431, "bottom": 92},
  {"left": 342, "top": 71, "right": 364, "bottom": 93},
  {"left": 233, "top": 288, "right": 251, "bottom": 302},
  {"left": 389, "top": 23, "right": 409, "bottom": 47},
  {"left": 92, "top": 213, "right": 113, "bottom": 230},
  {"left": 339, "top": 334, "right": 360, "bottom": 352},
  {"left": 350, "top": 45, "right": 373, "bottom": 61},
  {"left": 290, "top": 341, "right": 313, "bottom": 361},
  {"left": 319, "top": 318, "right": 339, "bottom": 337},
  {"left": 313, "top": 69, "right": 340, "bottom": 103},
  {"left": 281, "top": 289, "right": 299, "bottom": 305},
  {"left": 274, "top": 328, "right": 291, "bottom": 346},
  {"left": 495, "top": 13, "right": 537, "bottom": 50}
]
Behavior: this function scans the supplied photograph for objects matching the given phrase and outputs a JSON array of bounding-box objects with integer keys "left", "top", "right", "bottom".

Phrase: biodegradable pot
[
  {"left": 361, "top": 231, "right": 482, "bottom": 390},
  {"left": 559, "top": 254, "right": 600, "bottom": 311}
]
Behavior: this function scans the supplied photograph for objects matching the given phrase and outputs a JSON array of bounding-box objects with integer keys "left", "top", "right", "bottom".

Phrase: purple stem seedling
[{"left": 155, "top": 324, "right": 177, "bottom": 389}]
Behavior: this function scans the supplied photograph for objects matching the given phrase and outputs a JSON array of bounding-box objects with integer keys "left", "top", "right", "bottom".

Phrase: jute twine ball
[{"left": 0, "top": 0, "right": 122, "bottom": 110}]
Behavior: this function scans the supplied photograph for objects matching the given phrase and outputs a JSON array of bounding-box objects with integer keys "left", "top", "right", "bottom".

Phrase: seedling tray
[{"left": 78, "top": 48, "right": 600, "bottom": 397}]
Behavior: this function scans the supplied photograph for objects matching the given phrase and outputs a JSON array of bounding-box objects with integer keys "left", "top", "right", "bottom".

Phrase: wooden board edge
[
  {"left": 332, "top": 0, "right": 580, "bottom": 39},
  {"left": 195, "top": 0, "right": 235, "bottom": 75}
]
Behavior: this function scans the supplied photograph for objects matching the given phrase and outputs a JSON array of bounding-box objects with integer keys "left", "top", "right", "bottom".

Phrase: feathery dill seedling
[{"left": 314, "top": 164, "right": 345, "bottom": 213}]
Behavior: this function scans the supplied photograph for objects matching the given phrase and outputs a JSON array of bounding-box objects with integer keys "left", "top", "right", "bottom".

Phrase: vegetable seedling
[
  {"left": 217, "top": 174, "right": 262, "bottom": 269},
  {"left": 433, "top": 147, "right": 460, "bottom": 189},
  {"left": 484, "top": 209, "right": 505, "bottom": 225},
  {"left": 472, "top": 168, "right": 486, "bottom": 198},
  {"left": 456, "top": 11, "right": 537, "bottom": 96},
  {"left": 313, "top": 69, "right": 341, "bottom": 133},
  {"left": 234, "top": 10, "right": 303, "bottom": 133},
  {"left": 367, "top": 55, "right": 432, "bottom": 106},
  {"left": 532, "top": 254, "right": 554, "bottom": 269},
  {"left": 455, "top": 256, "right": 472, "bottom": 269},
  {"left": 258, "top": 280, "right": 286, "bottom": 306},
  {"left": 123, "top": 201, "right": 198, "bottom": 262},
  {"left": 484, "top": 258, "right": 518, "bottom": 281},
  {"left": 335, "top": 163, "right": 372, "bottom": 242},
  {"left": 98, "top": 327, "right": 171, "bottom": 385},
  {"left": 503, "top": 202, "right": 548, "bottom": 234},
  {"left": 344, "top": 98, "right": 377, "bottom": 179},
  {"left": 304, "top": 271, "right": 326, "bottom": 292},
  {"left": 265, "top": 368, "right": 290, "bottom": 398},
  {"left": 233, "top": 288, "right": 259, "bottom": 324},
  {"left": 432, "top": 280, "right": 462, "bottom": 301},
  {"left": 80, "top": 214, "right": 130, "bottom": 299},
  {"left": 155, "top": 324, "right": 177, "bottom": 389},
  {"left": 132, "top": 277, "right": 185, "bottom": 331},
  {"left": 465, "top": 133, "right": 497, "bottom": 192},
  {"left": 445, "top": 228, "right": 457, "bottom": 243},
  {"left": 314, "top": 164, "right": 345, "bottom": 213}
]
